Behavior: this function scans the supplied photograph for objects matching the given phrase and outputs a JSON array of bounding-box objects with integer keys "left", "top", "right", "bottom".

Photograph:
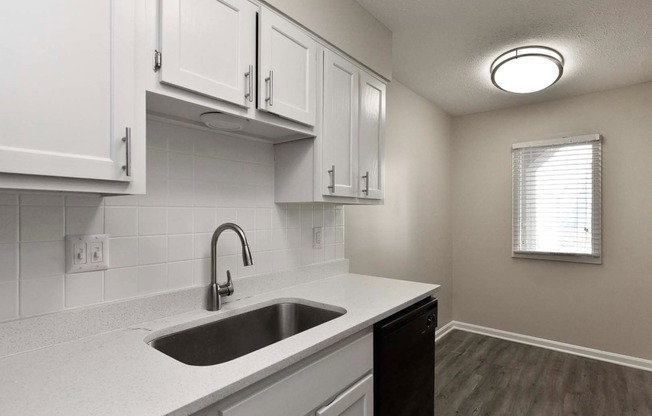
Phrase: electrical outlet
[
  {"left": 313, "top": 227, "right": 323, "bottom": 249},
  {"left": 66, "top": 234, "right": 109, "bottom": 273}
]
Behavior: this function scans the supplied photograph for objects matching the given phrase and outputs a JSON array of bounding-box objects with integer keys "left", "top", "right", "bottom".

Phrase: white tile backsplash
[
  {"left": 0, "top": 206, "right": 19, "bottom": 243},
  {"left": 0, "top": 243, "right": 18, "bottom": 282},
  {"left": 255, "top": 208, "right": 272, "bottom": 231},
  {"left": 138, "top": 264, "right": 168, "bottom": 295},
  {"left": 19, "top": 241, "right": 65, "bottom": 279},
  {"left": 236, "top": 208, "right": 256, "bottom": 231},
  {"left": 193, "top": 233, "right": 212, "bottom": 260},
  {"left": 65, "top": 206, "right": 104, "bottom": 235},
  {"left": 168, "top": 234, "right": 194, "bottom": 262},
  {"left": 335, "top": 208, "right": 344, "bottom": 226},
  {"left": 20, "top": 206, "right": 64, "bottom": 242},
  {"left": 65, "top": 194, "right": 103, "bottom": 207},
  {"left": 139, "top": 236, "right": 168, "bottom": 265},
  {"left": 168, "top": 261, "right": 193, "bottom": 289},
  {"left": 193, "top": 208, "right": 216, "bottom": 233},
  {"left": 65, "top": 271, "right": 103, "bottom": 308},
  {"left": 105, "top": 207, "right": 138, "bottom": 237},
  {"left": 168, "top": 152, "right": 194, "bottom": 180},
  {"left": 168, "top": 179, "right": 194, "bottom": 207},
  {"left": 19, "top": 276, "right": 64, "bottom": 317},
  {"left": 0, "top": 281, "right": 18, "bottom": 321},
  {"left": 109, "top": 237, "right": 139, "bottom": 268},
  {"left": 0, "top": 119, "right": 344, "bottom": 322},
  {"left": 167, "top": 208, "right": 193, "bottom": 234},
  {"left": 138, "top": 207, "right": 167, "bottom": 236},
  {"left": 104, "top": 267, "right": 139, "bottom": 301},
  {"left": 19, "top": 194, "right": 64, "bottom": 206},
  {"left": 287, "top": 208, "right": 301, "bottom": 229},
  {"left": 139, "top": 176, "right": 168, "bottom": 206},
  {"left": 217, "top": 208, "right": 237, "bottom": 225},
  {"left": 0, "top": 194, "right": 18, "bottom": 206}
]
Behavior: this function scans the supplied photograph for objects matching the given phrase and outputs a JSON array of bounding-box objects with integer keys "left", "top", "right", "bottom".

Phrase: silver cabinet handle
[
  {"left": 122, "top": 127, "right": 131, "bottom": 177},
  {"left": 328, "top": 165, "right": 335, "bottom": 192},
  {"left": 265, "top": 70, "right": 274, "bottom": 106},
  {"left": 362, "top": 171, "right": 369, "bottom": 194},
  {"left": 244, "top": 65, "right": 253, "bottom": 103}
]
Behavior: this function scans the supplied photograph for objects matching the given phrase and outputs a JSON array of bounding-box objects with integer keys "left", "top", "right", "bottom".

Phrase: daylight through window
[{"left": 512, "top": 135, "right": 602, "bottom": 262}]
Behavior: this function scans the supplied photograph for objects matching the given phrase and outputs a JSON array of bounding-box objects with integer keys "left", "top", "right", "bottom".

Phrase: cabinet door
[
  {"left": 358, "top": 72, "right": 385, "bottom": 200},
  {"left": 315, "top": 374, "right": 373, "bottom": 416},
  {"left": 160, "top": 0, "right": 257, "bottom": 107},
  {"left": 322, "top": 51, "right": 359, "bottom": 198},
  {"left": 0, "top": 0, "right": 135, "bottom": 182},
  {"left": 259, "top": 8, "right": 317, "bottom": 126}
]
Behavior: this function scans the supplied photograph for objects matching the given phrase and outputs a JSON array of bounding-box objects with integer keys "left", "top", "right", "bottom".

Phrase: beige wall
[
  {"left": 345, "top": 81, "right": 453, "bottom": 325},
  {"left": 264, "top": 0, "right": 392, "bottom": 80},
  {"left": 452, "top": 82, "right": 652, "bottom": 360}
]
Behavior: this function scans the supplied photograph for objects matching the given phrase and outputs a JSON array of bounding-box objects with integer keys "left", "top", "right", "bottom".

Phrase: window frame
[{"left": 511, "top": 134, "right": 602, "bottom": 264}]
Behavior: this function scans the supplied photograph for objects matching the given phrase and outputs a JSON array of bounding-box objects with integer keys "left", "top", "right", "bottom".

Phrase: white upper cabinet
[
  {"left": 0, "top": 0, "right": 137, "bottom": 185},
  {"left": 358, "top": 73, "right": 386, "bottom": 200},
  {"left": 274, "top": 50, "right": 386, "bottom": 205},
  {"left": 159, "top": 0, "right": 257, "bottom": 107},
  {"left": 258, "top": 8, "right": 318, "bottom": 126},
  {"left": 322, "top": 50, "right": 359, "bottom": 198}
]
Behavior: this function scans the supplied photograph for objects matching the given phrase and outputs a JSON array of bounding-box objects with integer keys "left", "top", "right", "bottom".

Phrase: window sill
[{"left": 512, "top": 252, "right": 602, "bottom": 265}]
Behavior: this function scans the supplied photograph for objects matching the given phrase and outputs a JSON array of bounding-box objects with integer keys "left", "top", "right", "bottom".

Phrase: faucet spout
[
  {"left": 208, "top": 223, "right": 254, "bottom": 311},
  {"left": 242, "top": 241, "right": 253, "bottom": 267}
]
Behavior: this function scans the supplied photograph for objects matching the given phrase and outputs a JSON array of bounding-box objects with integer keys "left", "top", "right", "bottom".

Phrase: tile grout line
[{"left": 16, "top": 197, "right": 21, "bottom": 319}]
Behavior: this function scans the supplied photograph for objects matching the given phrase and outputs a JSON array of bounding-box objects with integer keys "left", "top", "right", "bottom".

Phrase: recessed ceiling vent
[{"left": 199, "top": 112, "right": 245, "bottom": 131}]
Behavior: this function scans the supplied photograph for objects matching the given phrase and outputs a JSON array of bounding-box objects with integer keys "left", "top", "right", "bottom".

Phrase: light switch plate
[{"left": 66, "top": 234, "right": 109, "bottom": 274}]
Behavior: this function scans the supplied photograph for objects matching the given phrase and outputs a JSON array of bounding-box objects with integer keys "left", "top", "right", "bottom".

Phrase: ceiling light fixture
[{"left": 490, "top": 46, "right": 564, "bottom": 94}]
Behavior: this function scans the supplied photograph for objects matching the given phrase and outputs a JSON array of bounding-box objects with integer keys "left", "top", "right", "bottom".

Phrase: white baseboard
[
  {"left": 435, "top": 321, "right": 456, "bottom": 342},
  {"left": 436, "top": 321, "right": 652, "bottom": 373}
]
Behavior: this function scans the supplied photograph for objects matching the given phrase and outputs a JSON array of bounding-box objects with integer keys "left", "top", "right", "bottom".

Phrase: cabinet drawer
[
  {"left": 209, "top": 332, "right": 373, "bottom": 416},
  {"left": 315, "top": 374, "right": 373, "bottom": 416}
]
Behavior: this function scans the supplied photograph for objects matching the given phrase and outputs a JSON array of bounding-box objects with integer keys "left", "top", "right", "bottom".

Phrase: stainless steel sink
[{"left": 148, "top": 302, "right": 345, "bottom": 366}]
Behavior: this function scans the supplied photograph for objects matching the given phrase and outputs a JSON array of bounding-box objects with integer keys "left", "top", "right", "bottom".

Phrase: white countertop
[{"left": 0, "top": 273, "right": 438, "bottom": 416}]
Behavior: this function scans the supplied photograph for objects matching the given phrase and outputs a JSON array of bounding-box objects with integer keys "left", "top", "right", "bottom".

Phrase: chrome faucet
[{"left": 208, "top": 223, "right": 254, "bottom": 311}]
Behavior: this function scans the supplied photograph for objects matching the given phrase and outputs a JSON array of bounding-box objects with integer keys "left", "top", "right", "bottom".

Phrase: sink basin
[{"left": 148, "top": 302, "right": 345, "bottom": 366}]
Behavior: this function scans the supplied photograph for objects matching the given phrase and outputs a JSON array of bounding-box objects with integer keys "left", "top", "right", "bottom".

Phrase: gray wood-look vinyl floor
[{"left": 435, "top": 330, "right": 652, "bottom": 416}]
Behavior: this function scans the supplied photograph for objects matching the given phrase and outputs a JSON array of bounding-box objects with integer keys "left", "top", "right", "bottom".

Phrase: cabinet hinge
[{"left": 153, "top": 50, "right": 162, "bottom": 72}]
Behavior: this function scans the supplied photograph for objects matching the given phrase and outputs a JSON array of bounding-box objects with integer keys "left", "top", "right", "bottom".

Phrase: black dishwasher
[{"left": 374, "top": 297, "right": 438, "bottom": 416}]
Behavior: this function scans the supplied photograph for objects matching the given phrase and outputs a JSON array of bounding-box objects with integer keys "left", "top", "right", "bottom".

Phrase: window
[{"left": 512, "top": 135, "right": 602, "bottom": 263}]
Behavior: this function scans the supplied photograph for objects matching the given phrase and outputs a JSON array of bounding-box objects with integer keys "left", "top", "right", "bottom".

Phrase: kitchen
[{"left": 1, "top": 0, "right": 651, "bottom": 415}]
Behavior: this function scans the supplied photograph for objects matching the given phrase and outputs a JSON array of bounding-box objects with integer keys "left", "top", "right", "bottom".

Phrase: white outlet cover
[
  {"left": 313, "top": 227, "right": 323, "bottom": 249},
  {"left": 65, "top": 234, "right": 110, "bottom": 274}
]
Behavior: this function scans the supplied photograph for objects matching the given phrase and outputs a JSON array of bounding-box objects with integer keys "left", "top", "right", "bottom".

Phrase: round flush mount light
[
  {"left": 199, "top": 112, "right": 244, "bottom": 131},
  {"left": 490, "top": 46, "right": 564, "bottom": 94}
]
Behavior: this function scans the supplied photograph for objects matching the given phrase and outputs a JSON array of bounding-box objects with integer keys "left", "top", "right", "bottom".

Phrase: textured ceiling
[{"left": 356, "top": 0, "right": 652, "bottom": 115}]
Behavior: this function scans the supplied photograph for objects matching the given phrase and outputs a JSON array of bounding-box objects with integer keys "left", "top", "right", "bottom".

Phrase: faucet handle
[{"left": 218, "top": 270, "right": 234, "bottom": 297}]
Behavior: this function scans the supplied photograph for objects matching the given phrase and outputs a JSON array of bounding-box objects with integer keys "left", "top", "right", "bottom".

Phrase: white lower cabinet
[
  {"left": 314, "top": 374, "right": 373, "bottom": 416},
  {"left": 193, "top": 330, "right": 373, "bottom": 416}
]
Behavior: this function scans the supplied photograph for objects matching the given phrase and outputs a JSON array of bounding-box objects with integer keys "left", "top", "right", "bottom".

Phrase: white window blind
[{"left": 512, "top": 134, "right": 602, "bottom": 262}]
